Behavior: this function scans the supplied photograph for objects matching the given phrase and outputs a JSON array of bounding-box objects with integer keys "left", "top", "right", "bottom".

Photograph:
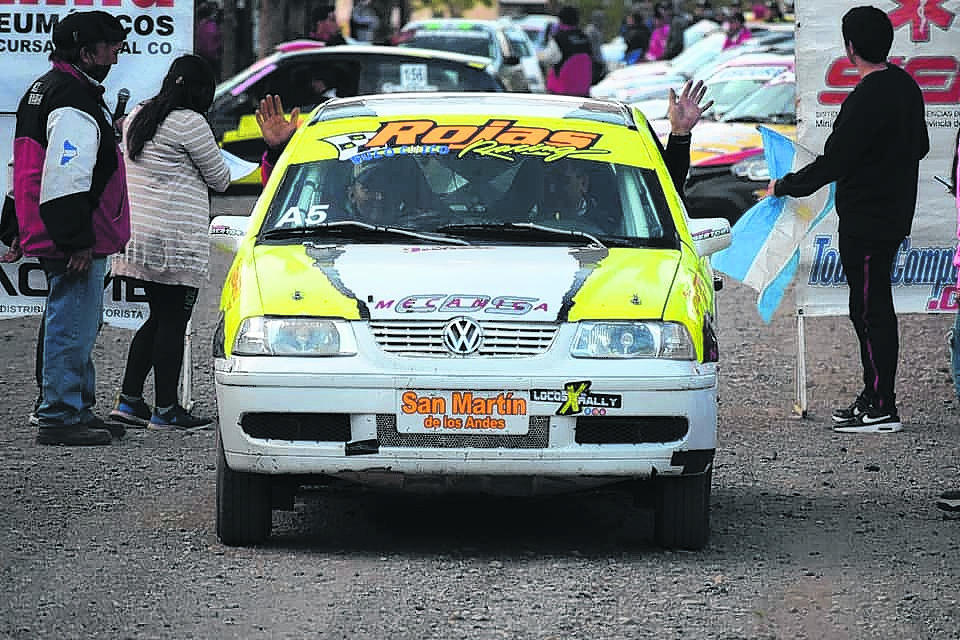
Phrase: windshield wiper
[
  {"left": 259, "top": 220, "right": 468, "bottom": 245},
  {"left": 435, "top": 222, "right": 606, "bottom": 247}
]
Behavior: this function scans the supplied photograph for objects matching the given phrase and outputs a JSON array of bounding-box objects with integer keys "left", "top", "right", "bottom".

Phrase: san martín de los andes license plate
[{"left": 397, "top": 390, "right": 530, "bottom": 435}]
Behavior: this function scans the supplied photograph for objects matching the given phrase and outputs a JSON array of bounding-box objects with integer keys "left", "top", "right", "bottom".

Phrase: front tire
[
  {"left": 216, "top": 435, "right": 273, "bottom": 546},
  {"left": 653, "top": 469, "right": 712, "bottom": 550}
]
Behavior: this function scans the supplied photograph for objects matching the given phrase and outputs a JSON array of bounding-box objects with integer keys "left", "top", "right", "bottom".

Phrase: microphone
[{"left": 113, "top": 88, "right": 130, "bottom": 123}]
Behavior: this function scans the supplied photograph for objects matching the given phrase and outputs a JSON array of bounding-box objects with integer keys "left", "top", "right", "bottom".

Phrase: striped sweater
[{"left": 111, "top": 106, "right": 231, "bottom": 288}]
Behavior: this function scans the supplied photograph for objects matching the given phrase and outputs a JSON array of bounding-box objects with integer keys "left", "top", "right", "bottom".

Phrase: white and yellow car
[{"left": 209, "top": 93, "right": 731, "bottom": 549}]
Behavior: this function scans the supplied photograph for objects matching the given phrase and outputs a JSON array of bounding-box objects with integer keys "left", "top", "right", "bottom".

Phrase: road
[{"left": 0, "top": 194, "right": 958, "bottom": 639}]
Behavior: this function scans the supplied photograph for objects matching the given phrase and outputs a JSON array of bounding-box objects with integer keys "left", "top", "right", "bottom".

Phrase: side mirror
[
  {"left": 503, "top": 55, "right": 521, "bottom": 66},
  {"left": 209, "top": 215, "right": 251, "bottom": 253},
  {"left": 687, "top": 217, "right": 732, "bottom": 257}
]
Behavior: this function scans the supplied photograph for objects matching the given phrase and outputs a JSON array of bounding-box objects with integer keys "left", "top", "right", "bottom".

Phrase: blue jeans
[
  {"left": 36, "top": 257, "right": 107, "bottom": 426},
  {"left": 953, "top": 310, "right": 960, "bottom": 398}
]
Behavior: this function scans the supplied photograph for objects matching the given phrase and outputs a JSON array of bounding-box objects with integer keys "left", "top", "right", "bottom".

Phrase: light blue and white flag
[{"left": 711, "top": 126, "right": 835, "bottom": 323}]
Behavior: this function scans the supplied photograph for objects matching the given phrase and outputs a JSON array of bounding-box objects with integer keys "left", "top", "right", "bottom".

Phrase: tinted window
[
  {"left": 722, "top": 81, "right": 796, "bottom": 124},
  {"left": 505, "top": 31, "right": 532, "bottom": 58},
  {"left": 358, "top": 56, "right": 502, "bottom": 93},
  {"left": 400, "top": 33, "right": 497, "bottom": 59}
]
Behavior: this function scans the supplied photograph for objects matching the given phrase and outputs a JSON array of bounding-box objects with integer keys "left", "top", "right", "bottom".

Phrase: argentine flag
[{"left": 712, "top": 126, "right": 835, "bottom": 323}]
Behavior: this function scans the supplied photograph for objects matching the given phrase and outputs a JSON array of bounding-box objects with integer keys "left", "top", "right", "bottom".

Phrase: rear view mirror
[
  {"left": 209, "top": 215, "right": 251, "bottom": 253},
  {"left": 687, "top": 217, "right": 732, "bottom": 257}
]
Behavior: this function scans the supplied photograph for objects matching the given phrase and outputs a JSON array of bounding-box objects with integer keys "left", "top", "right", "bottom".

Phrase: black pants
[
  {"left": 120, "top": 280, "right": 198, "bottom": 408},
  {"left": 838, "top": 233, "right": 902, "bottom": 412}
]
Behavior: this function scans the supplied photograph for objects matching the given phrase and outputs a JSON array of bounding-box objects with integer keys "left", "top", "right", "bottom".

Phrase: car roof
[
  {"left": 511, "top": 14, "right": 558, "bottom": 24},
  {"left": 715, "top": 52, "right": 795, "bottom": 68},
  {"left": 306, "top": 92, "right": 641, "bottom": 129},
  {"left": 403, "top": 18, "right": 508, "bottom": 30},
  {"left": 215, "top": 44, "right": 500, "bottom": 99},
  {"left": 268, "top": 42, "right": 494, "bottom": 67}
]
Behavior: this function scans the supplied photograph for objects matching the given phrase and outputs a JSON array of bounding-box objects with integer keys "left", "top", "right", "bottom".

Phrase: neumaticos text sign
[{"left": 0, "top": 0, "right": 194, "bottom": 114}]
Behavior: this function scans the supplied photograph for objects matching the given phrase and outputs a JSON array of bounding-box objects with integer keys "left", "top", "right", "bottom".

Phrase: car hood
[{"left": 249, "top": 244, "right": 681, "bottom": 322}]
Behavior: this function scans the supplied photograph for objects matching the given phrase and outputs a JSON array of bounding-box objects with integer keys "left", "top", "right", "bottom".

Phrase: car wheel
[
  {"left": 653, "top": 469, "right": 712, "bottom": 550},
  {"left": 216, "top": 434, "right": 273, "bottom": 546}
]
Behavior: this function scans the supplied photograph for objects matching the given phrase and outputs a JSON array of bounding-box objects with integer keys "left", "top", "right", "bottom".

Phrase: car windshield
[
  {"left": 722, "top": 80, "right": 796, "bottom": 124},
  {"left": 400, "top": 31, "right": 497, "bottom": 59},
  {"left": 521, "top": 25, "right": 547, "bottom": 48},
  {"left": 701, "top": 66, "right": 792, "bottom": 120},
  {"left": 261, "top": 154, "right": 677, "bottom": 247},
  {"left": 669, "top": 33, "right": 727, "bottom": 77}
]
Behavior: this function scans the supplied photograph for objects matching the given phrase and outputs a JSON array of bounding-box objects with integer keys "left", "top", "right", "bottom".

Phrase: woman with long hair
[{"left": 110, "top": 54, "right": 231, "bottom": 430}]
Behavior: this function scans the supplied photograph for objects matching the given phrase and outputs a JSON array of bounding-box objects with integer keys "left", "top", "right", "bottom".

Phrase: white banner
[
  {"left": 0, "top": 258, "right": 149, "bottom": 329},
  {"left": 794, "top": 0, "right": 960, "bottom": 317},
  {"left": 0, "top": 0, "right": 196, "bottom": 202}
]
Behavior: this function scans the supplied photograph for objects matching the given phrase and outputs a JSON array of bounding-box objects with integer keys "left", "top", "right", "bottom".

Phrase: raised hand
[
  {"left": 668, "top": 80, "right": 714, "bottom": 136},
  {"left": 255, "top": 95, "right": 300, "bottom": 151}
]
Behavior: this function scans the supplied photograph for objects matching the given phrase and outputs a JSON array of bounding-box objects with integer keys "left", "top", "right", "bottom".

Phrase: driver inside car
[
  {"left": 533, "top": 159, "right": 621, "bottom": 234},
  {"left": 345, "top": 165, "right": 394, "bottom": 224}
]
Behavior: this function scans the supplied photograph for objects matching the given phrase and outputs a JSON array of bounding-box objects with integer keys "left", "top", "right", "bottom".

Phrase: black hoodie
[{"left": 774, "top": 63, "right": 929, "bottom": 244}]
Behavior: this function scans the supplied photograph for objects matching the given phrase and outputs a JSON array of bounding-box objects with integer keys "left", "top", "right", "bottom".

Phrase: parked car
[
  {"left": 397, "top": 18, "right": 544, "bottom": 92},
  {"left": 630, "top": 53, "right": 794, "bottom": 121},
  {"left": 511, "top": 13, "right": 558, "bottom": 55},
  {"left": 651, "top": 70, "right": 797, "bottom": 223},
  {"left": 590, "top": 28, "right": 793, "bottom": 103},
  {"left": 208, "top": 43, "right": 506, "bottom": 187},
  {"left": 208, "top": 92, "right": 732, "bottom": 550}
]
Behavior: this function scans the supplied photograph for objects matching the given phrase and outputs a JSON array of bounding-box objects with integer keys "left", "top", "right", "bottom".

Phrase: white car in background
[{"left": 399, "top": 18, "right": 545, "bottom": 92}]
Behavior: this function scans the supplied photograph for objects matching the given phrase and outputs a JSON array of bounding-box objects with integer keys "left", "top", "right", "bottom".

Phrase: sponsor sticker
[
  {"left": 530, "top": 381, "right": 622, "bottom": 416},
  {"left": 397, "top": 390, "right": 529, "bottom": 434}
]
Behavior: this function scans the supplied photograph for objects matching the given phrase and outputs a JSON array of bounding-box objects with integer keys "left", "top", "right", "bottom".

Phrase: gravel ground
[{"left": 1, "top": 194, "right": 959, "bottom": 639}]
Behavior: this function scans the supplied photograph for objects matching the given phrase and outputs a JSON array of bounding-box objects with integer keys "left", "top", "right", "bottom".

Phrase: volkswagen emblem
[{"left": 442, "top": 317, "right": 483, "bottom": 355}]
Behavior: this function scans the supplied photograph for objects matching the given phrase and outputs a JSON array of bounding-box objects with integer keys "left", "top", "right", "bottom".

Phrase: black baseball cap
[{"left": 53, "top": 11, "right": 126, "bottom": 49}]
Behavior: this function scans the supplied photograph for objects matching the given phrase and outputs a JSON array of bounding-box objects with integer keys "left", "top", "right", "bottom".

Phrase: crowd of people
[{"left": 0, "top": 5, "right": 958, "bottom": 514}]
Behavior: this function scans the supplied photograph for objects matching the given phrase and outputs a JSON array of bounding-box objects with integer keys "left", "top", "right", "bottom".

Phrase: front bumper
[{"left": 215, "top": 349, "right": 718, "bottom": 486}]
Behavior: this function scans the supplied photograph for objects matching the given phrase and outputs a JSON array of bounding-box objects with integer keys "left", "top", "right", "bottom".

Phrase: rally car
[{"left": 209, "top": 93, "right": 732, "bottom": 549}]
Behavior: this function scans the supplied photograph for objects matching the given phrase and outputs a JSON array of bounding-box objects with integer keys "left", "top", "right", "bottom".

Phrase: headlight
[
  {"left": 731, "top": 157, "right": 770, "bottom": 181},
  {"left": 571, "top": 321, "right": 695, "bottom": 360},
  {"left": 232, "top": 317, "right": 358, "bottom": 356}
]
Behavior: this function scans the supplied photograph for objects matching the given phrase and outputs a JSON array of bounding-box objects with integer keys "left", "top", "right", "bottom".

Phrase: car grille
[
  {"left": 575, "top": 416, "right": 688, "bottom": 444},
  {"left": 376, "top": 414, "right": 550, "bottom": 448},
  {"left": 369, "top": 320, "right": 557, "bottom": 357}
]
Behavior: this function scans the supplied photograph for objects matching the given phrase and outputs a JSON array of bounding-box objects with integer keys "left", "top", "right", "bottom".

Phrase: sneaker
[
  {"left": 28, "top": 395, "right": 42, "bottom": 426},
  {"left": 110, "top": 395, "right": 152, "bottom": 427},
  {"left": 832, "top": 393, "right": 869, "bottom": 423},
  {"left": 86, "top": 415, "right": 125, "bottom": 439},
  {"left": 148, "top": 404, "right": 213, "bottom": 431},
  {"left": 832, "top": 402, "right": 902, "bottom": 433},
  {"left": 937, "top": 489, "right": 960, "bottom": 512},
  {"left": 36, "top": 424, "right": 111, "bottom": 446}
]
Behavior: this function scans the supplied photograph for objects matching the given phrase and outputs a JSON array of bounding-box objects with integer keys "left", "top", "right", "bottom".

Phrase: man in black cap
[{"left": 13, "top": 10, "right": 131, "bottom": 445}]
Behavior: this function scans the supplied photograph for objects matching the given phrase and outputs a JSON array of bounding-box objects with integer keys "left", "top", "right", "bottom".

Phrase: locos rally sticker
[{"left": 531, "top": 381, "right": 622, "bottom": 416}]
